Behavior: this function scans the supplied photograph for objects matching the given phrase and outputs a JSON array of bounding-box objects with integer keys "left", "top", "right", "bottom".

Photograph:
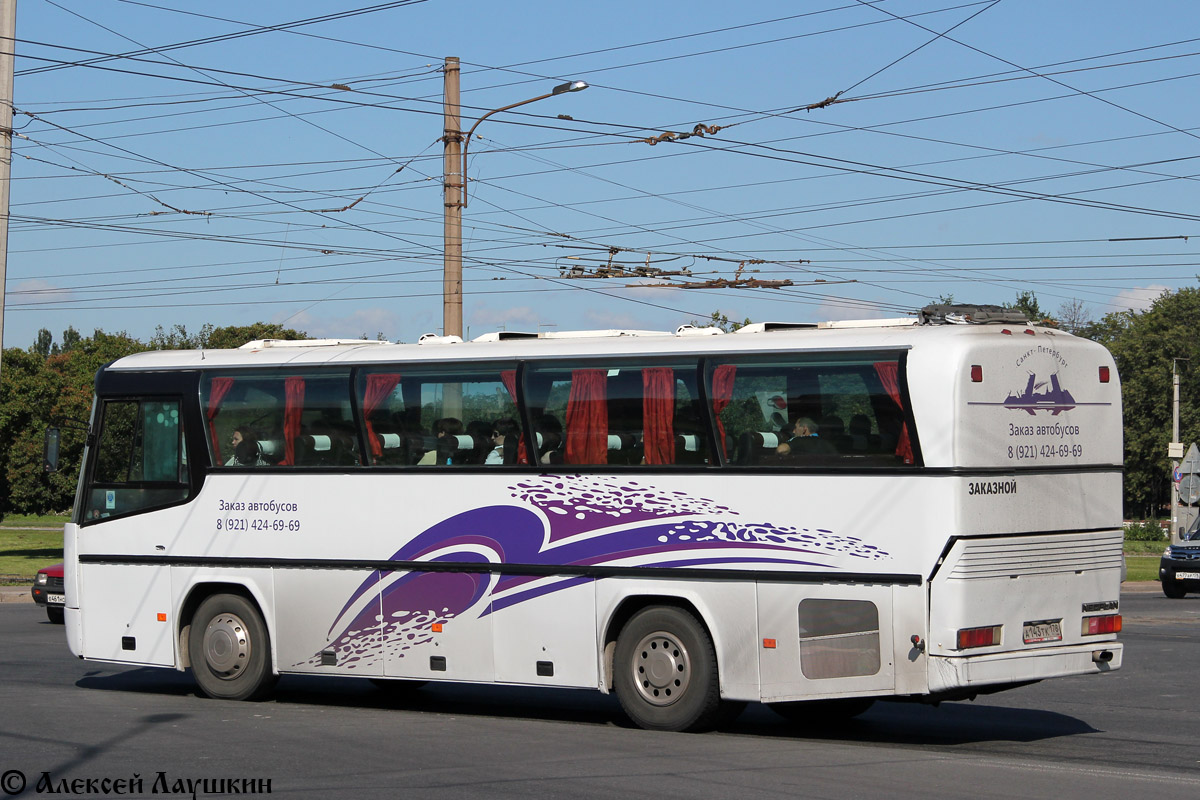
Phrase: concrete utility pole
[
  {"left": 0, "top": 0, "right": 17, "bottom": 381},
  {"left": 441, "top": 56, "right": 463, "bottom": 341},
  {"left": 440, "top": 57, "right": 586, "bottom": 341}
]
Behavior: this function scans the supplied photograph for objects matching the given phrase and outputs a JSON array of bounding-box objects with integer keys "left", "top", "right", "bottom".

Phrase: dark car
[
  {"left": 1160, "top": 526, "right": 1200, "bottom": 599},
  {"left": 31, "top": 563, "right": 65, "bottom": 624}
]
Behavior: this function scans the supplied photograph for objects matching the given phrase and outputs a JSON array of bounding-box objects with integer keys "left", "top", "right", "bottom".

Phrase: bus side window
[
  {"left": 708, "top": 354, "right": 916, "bottom": 467},
  {"left": 357, "top": 366, "right": 521, "bottom": 467},
  {"left": 204, "top": 372, "right": 358, "bottom": 468},
  {"left": 524, "top": 361, "right": 706, "bottom": 467},
  {"left": 84, "top": 399, "right": 189, "bottom": 522}
]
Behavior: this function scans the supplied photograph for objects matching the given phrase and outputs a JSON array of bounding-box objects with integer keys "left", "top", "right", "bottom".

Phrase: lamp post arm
[{"left": 460, "top": 91, "right": 554, "bottom": 208}]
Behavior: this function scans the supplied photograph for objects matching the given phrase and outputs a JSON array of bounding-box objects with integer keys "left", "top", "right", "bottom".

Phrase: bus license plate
[
  {"left": 1022, "top": 621, "right": 1061, "bottom": 644},
  {"left": 1176, "top": 571, "right": 1200, "bottom": 580},
  {"left": 47, "top": 594, "right": 65, "bottom": 605}
]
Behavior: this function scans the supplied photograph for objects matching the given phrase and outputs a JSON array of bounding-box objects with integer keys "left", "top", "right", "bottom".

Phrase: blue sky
[{"left": 7, "top": 0, "right": 1200, "bottom": 347}]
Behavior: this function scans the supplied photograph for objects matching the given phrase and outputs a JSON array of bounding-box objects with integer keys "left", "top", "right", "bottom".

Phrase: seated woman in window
[
  {"left": 227, "top": 427, "right": 267, "bottom": 466},
  {"left": 417, "top": 417, "right": 463, "bottom": 466},
  {"left": 485, "top": 418, "right": 520, "bottom": 465}
]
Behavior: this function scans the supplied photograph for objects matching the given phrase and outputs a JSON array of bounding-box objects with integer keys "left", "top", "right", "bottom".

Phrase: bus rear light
[
  {"left": 1000, "top": 329, "right": 1012, "bottom": 335},
  {"left": 1082, "top": 614, "right": 1121, "bottom": 636},
  {"left": 957, "top": 625, "right": 1001, "bottom": 650},
  {"left": 970, "top": 365, "right": 983, "bottom": 382},
  {"left": 1099, "top": 366, "right": 1110, "bottom": 383},
  {"left": 1023, "top": 329, "right": 1035, "bottom": 335}
]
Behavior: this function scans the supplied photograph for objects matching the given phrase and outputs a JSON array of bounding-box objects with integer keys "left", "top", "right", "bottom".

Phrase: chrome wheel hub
[
  {"left": 631, "top": 630, "right": 690, "bottom": 706},
  {"left": 203, "top": 612, "right": 251, "bottom": 680}
]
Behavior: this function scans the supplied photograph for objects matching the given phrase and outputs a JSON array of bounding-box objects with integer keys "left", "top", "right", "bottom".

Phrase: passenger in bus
[
  {"left": 775, "top": 416, "right": 836, "bottom": 456},
  {"left": 227, "top": 427, "right": 267, "bottom": 466},
  {"left": 417, "top": 417, "right": 463, "bottom": 466},
  {"left": 485, "top": 418, "right": 520, "bottom": 465},
  {"left": 535, "top": 414, "right": 564, "bottom": 464}
]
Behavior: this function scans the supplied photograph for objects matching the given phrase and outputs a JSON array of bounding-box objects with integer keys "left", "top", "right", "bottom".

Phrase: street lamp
[
  {"left": 459, "top": 80, "right": 588, "bottom": 209},
  {"left": 442, "top": 56, "right": 587, "bottom": 340}
]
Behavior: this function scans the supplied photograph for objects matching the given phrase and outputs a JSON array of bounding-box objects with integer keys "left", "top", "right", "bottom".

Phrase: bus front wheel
[
  {"left": 189, "top": 593, "right": 276, "bottom": 701},
  {"left": 614, "top": 606, "right": 721, "bottom": 732}
]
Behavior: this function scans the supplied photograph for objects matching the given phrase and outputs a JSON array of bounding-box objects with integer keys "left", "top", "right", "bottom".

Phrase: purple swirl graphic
[{"left": 303, "top": 476, "right": 890, "bottom": 670}]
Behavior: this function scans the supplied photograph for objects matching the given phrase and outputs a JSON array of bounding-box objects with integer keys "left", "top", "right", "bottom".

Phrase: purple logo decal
[
  {"left": 968, "top": 372, "right": 1111, "bottom": 416},
  {"left": 303, "top": 476, "right": 890, "bottom": 670}
]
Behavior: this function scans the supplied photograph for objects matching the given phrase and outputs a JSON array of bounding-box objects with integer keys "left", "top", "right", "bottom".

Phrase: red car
[{"left": 31, "top": 563, "right": 65, "bottom": 624}]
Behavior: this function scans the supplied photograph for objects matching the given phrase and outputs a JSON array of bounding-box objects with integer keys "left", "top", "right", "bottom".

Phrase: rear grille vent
[{"left": 947, "top": 531, "right": 1123, "bottom": 580}]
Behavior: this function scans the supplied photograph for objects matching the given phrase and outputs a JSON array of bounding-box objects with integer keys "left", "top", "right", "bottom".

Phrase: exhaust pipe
[{"left": 1092, "top": 650, "right": 1113, "bottom": 664}]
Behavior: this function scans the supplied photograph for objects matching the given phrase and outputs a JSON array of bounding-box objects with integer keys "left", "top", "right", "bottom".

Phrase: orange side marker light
[
  {"left": 762, "top": 638, "right": 777, "bottom": 649},
  {"left": 432, "top": 623, "right": 443, "bottom": 633},
  {"left": 156, "top": 613, "right": 167, "bottom": 622}
]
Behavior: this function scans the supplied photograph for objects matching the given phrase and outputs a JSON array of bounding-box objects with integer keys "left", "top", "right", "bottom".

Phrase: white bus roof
[{"left": 103, "top": 316, "right": 1069, "bottom": 372}]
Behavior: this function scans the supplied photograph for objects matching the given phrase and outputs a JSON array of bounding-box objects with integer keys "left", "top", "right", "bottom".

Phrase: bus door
[{"left": 77, "top": 397, "right": 189, "bottom": 666}]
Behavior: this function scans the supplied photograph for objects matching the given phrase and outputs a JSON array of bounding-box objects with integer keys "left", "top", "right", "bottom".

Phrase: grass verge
[
  {"left": 0, "top": 513, "right": 68, "bottom": 528},
  {"left": 0, "top": 529, "right": 63, "bottom": 586}
]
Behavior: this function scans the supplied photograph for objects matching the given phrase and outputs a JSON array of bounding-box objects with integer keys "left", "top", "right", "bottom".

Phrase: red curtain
[
  {"left": 499, "top": 370, "right": 530, "bottom": 465},
  {"left": 565, "top": 369, "right": 608, "bottom": 464},
  {"left": 642, "top": 368, "right": 675, "bottom": 465},
  {"left": 280, "top": 376, "right": 305, "bottom": 466},
  {"left": 362, "top": 373, "right": 402, "bottom": 460},
  {"left": 710, "top": 364, "right": 737, "bottom": 460},
  {"left": 206, "top": 377, "right": 235, "bottom": 463},
  {"left": 874, "top": 361, "right": 914, "bottom": 464}
]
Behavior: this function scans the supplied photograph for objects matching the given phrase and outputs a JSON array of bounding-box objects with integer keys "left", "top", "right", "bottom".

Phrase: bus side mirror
[{"left": 44, "top": 427, "right": 61, "bottom": 473}]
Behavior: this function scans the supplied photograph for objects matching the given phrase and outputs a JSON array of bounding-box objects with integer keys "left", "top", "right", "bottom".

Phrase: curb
[{"left": 0, "top": 587, "right": 32, "bottom": 604}]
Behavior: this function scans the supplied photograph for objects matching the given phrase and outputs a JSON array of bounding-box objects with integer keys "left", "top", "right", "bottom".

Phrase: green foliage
[
  {"left": 1005, "top": 291, "right": 1056, "bottom": 325},
  {"left": 150, "top": 322, "right": 306, "bottom": 351},
  {"left": 1078, "top": 287, "right": 1200, "bottom": 516},
  {"left": 1124, "top": 520, "right": 1167, "bottom": 542},
  {"left": 0, "top": 323, "right": 306, "bottom": 516},
  {"left": 691, "top": 310, "right": 751, "bottom": 333},
  {"left": 1, "top": 329, "right": 144, "bottom": 515}
]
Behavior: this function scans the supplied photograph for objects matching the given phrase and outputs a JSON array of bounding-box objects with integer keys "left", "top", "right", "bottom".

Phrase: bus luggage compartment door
[{"left": 757, "top": 583, "right": 896, "bottom": 703}]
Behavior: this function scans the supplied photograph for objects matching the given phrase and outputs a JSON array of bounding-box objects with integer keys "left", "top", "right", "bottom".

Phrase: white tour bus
[{"left": 55, "top": 306, "right": 1125, "bottom": 732}]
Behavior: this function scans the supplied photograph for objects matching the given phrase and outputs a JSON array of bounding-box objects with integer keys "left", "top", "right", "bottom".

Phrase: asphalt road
[{"left": 1, "top": 591, "right": 1198, "bottom": 799}]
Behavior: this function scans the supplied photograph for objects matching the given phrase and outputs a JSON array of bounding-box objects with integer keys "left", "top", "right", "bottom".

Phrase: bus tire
[
  {"left": 1162, "top": 579, "right": 1186, "bottom": 599},
  {"left": 189, "top": 593, "right": 276, "bottom": 701},
  {"left": 768, "top": 697, "right": 875, "bottom": 724},
  {"left": 46, "top": 606, "right": 64, "bottom": 625},
  {"left": 614, "top": 606, "right": 721, "bottom": 732}
]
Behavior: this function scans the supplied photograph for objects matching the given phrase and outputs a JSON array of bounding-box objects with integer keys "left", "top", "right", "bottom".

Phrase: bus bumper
[{"left": 927, "top": 641, "right": 1122, "bottom": 694}]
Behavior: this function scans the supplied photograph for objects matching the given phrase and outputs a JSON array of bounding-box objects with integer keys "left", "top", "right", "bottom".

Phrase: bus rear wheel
[
  {"left": 614, "top": 606, "right": 721, "bottom": 732},
  {"left": 189, "top": 593, "right": 276, "bottom": 701}
]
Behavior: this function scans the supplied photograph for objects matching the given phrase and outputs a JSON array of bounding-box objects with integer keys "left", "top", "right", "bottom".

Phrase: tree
[
  {"left": 1056, "top": 298, "right": 1093, "bottom": 335},
  {"left": 203, "top": 323, "right": 307, "bottom": 350},
  {"left": 692, "top": 310, "right": 751, "bottom": 333},
  {"left": 1005, "top": 291, "right": 1056, "bottom": 325},
  {"left": 32, "top": 329, "right": 54, "bottom": 360},
  {"left": 1085, "top": 287, "right": 1200, "bottom": 517}
]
